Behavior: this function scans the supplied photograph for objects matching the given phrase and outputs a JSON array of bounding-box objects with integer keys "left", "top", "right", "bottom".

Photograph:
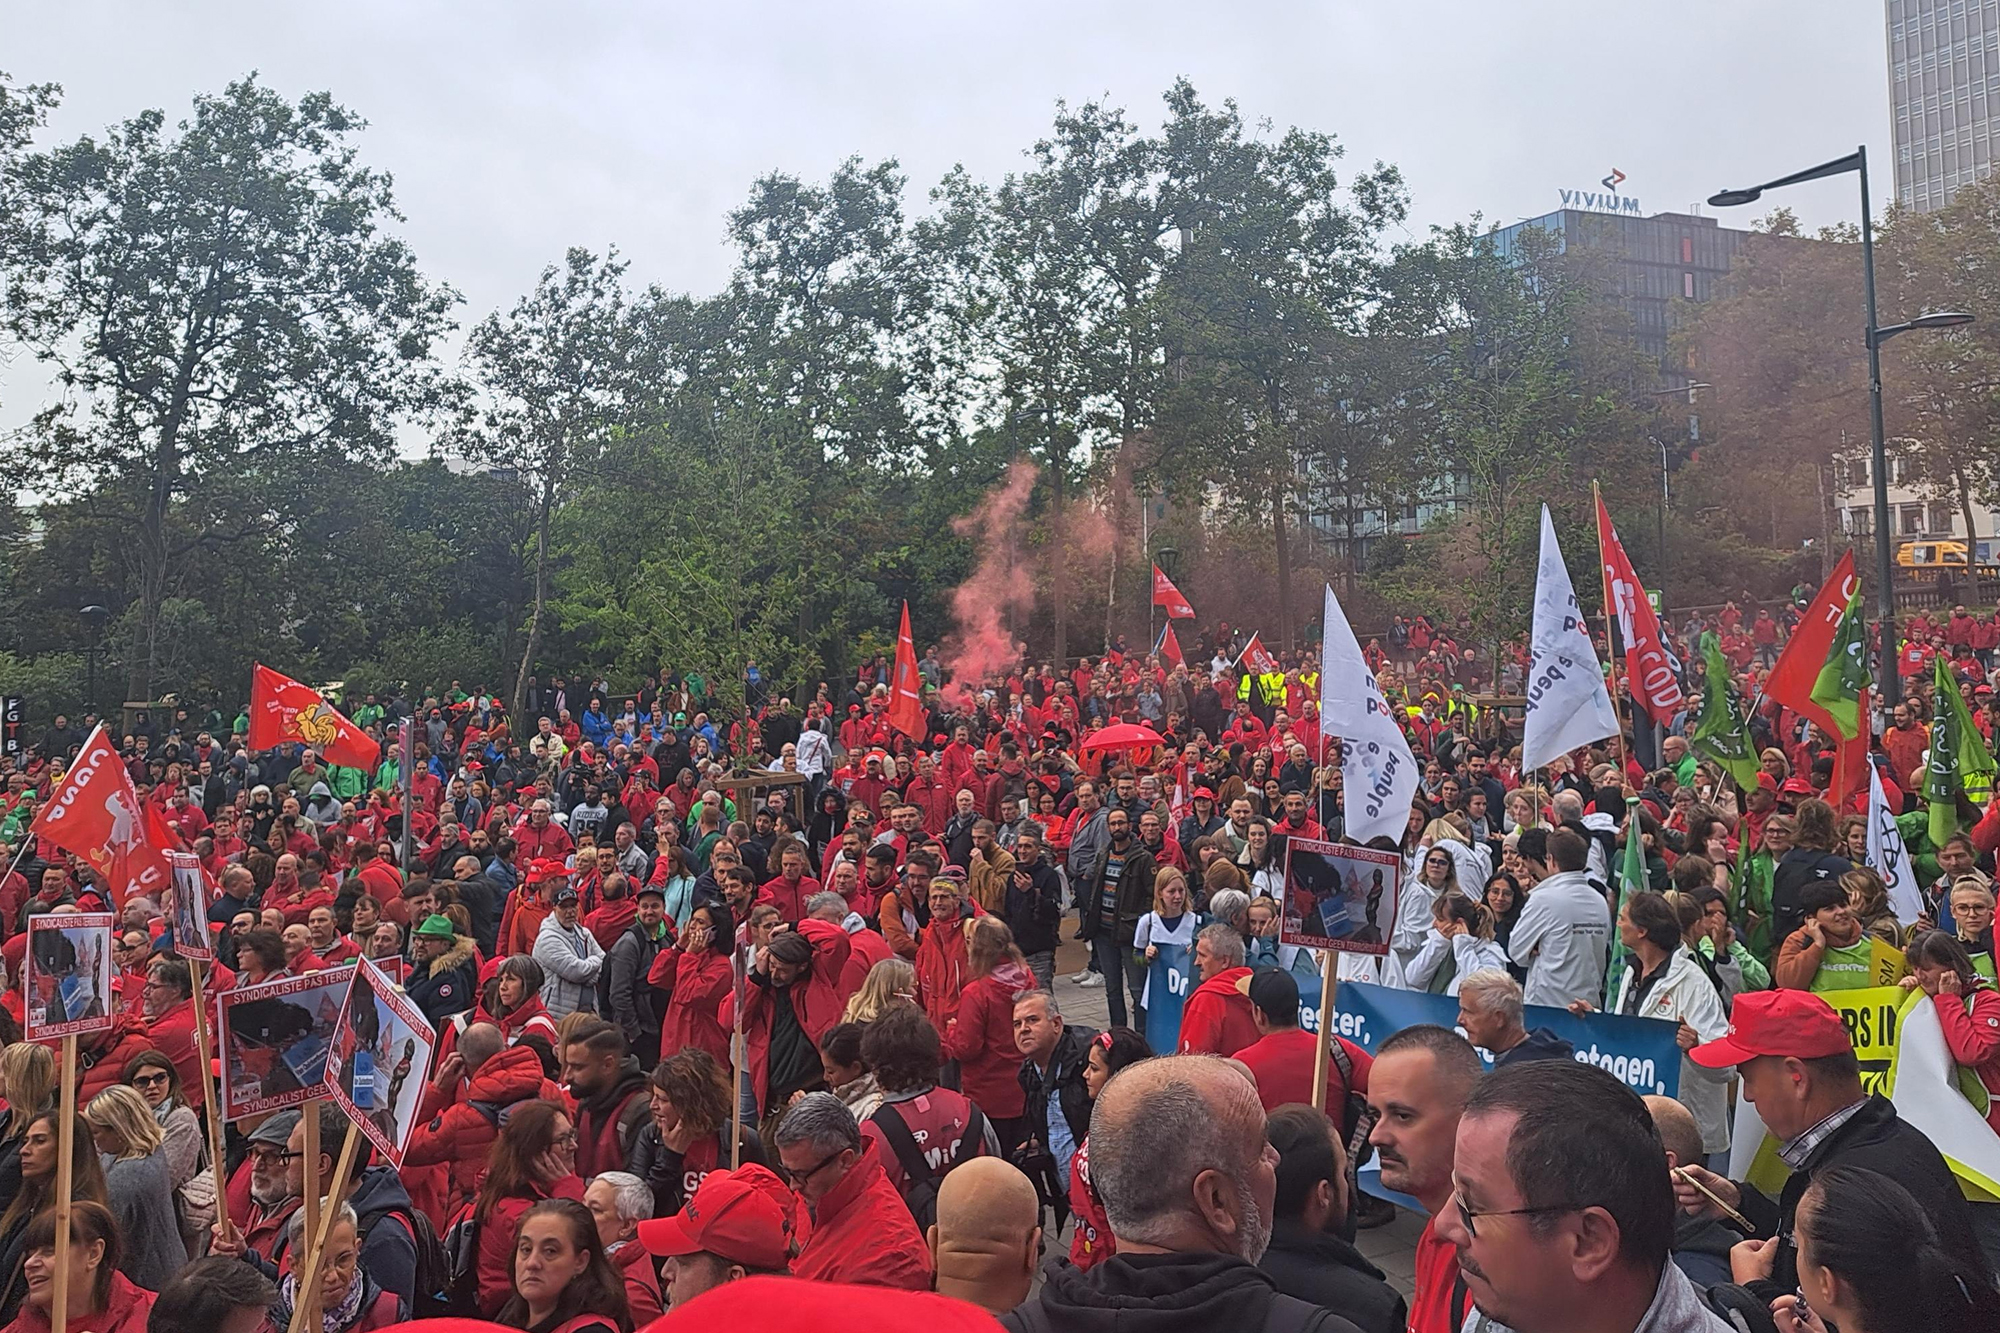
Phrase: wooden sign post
[
  {"left": 1309, "top": 951, "right": 1338, "bottom": 1114},
  {"left": 301, "top": 1097, "right": 321, "bottom": 1257},
  {"left": 50, "top": 1034, "right": 77, "bottom": 1333},
  {"left": 186, "top": 958, "right": 233, "bottom": 1240}
]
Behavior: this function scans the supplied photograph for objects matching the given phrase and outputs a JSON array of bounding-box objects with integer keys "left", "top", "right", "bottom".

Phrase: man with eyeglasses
[
  {"left": 212, "top": 1108, "right": 304, "bottom": 1265},
  {"left": 775, "top": 1090, "right": 933, "bottom": 1291},
  {"left": 1365, "top": 1024, "right": 1482, "bottom": 1333},
  {"left": 111, "top": 928, "right": 154, "bottom": 1010},
  {"left": 1438, "top": 1061, "right": 1732, "bottom": 1333},
  {"left": 143, "top": 959, "right": 203, "bottom": 1092}
]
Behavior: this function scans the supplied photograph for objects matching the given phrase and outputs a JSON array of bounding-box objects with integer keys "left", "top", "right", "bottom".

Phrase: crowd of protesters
[{"left": 0, "top": 602, "right": 1995, "bottom": 1332}]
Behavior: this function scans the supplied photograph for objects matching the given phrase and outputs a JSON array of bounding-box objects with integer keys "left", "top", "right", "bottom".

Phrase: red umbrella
[{"left": 1080, "top": 721, "right": 1167, "bottom": 753}]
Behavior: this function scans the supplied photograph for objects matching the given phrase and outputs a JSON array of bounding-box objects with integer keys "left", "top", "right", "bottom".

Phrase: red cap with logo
[
  {"left": 1688, "top": 989, "right": 1853, "bottom": 1068},
  {"left": 637, "top": 1165, "right": 796, "bottom": 1272}
]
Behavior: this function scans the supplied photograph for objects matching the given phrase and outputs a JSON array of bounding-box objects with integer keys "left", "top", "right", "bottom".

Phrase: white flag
[
  {"left": 1320, "top": 583, "right": 1419, "bottom": 844},
  {"left": 1867, "top": 764, "right": 1924, "bottom": 924},
  {"left": 1521, "top": 505, "right": 1619, "bottom": 773}
]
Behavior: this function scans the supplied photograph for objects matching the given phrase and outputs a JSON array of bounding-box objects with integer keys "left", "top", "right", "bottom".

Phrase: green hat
[{"left": 413, "top": 914, "right": 456, "bottom": 940}]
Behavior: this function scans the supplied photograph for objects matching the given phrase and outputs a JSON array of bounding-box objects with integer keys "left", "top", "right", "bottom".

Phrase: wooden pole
[
  {"left": 301, "top": 1097, "right": 320, "bottom": 1260},
  {"left": 187, "top": 958, "right": 233, "bottom": 1241},
  {"left": 730, "top": 949, "right": 745, "bottom": 1170},
  {"left": 287, "top": 1121, "right": 362, "bottom": 1333},
  {"left": 51, "top": 1034, "right": 77, "bottom": 1333},
  {"left": 1309, "top": 951, "right": 1337, "bottom": 1113}
]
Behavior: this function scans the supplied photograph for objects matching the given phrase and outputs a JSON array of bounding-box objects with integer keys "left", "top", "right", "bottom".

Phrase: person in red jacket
[
  {"left": 1908, "top": 930, "right": 2000, "bottom": 1131},
  {"left": 757, "top": 843, "right": 820, "bottom": 924},
  {"left": 404, "top": 1021, "right": 565, "bottom": 1220},
  {"left": 465, "top": 1100, "right": 588, "bottom": 1318},
  {"left": 915, "top": 861, "right": 974, "bottom": 1034},
  {"left": 1176, "top": 922, "right": 1259, "bottom": 1057},
  {"left": 722, "top": 918, "right": 852, "bottom": 1119},
  {"left": 939, "top": 916, "right": 1033, "bottom": 1151},
  {"left": 139, "top": 957, "right": 203, "bottom": 1094},
  {"left": 653, "top": 901, "right": 735, "bottom": 1070},
  {"left": 47, "top": 1008, "right": 156, "bottom": 1104},
  {"left": 511, "top": 799, "right": 575, "bottom": 865},
  {"left": 775, "top": 1091, "right": 934, "bottom": 1291},
  {"left": 583, "top": 1171, "right": 663, "bottom": 1325},
  {"left": 8, "top": 1201, "right": 155, "bottom": 1333},
  {"left": 1233, "top": 968, "right": 1371, "bottom": 1112},
  {"left": 636, "top": 1165, "right": 800, "bottom": 1313},
  {"left": 500, "top": 859, "right": 566, "bottom": 960}
]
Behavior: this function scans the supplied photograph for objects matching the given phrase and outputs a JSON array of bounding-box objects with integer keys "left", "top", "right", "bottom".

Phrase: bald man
[
  {"left": 927, "top": 1156, "right": 1041, "bottom": 1314},
  {"left": 1643, "top": 1094, "right": 1735, "bottom": 1291}
]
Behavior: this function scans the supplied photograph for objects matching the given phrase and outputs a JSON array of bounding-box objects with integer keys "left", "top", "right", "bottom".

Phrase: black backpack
[
  {"left": 869, "top": 1100, "right": 986, "bottom": 1231},
  {"left": 439, "top": 1202, "right": 483, "bottom": 1318},
  {"left": 359, "top": 1202, "right": 452, "bottom": 1319}
]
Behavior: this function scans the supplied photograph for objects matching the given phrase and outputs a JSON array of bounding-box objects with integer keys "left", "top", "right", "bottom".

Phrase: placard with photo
[
  {"left": 166, "top": 851, "right": 215, "bottom": 962},
  {"left": 324, "top": 954, "right": 435, "bottom": 1168},
  {"left": 216, "top": 971, "right": 351, "bottom": 1120},
  {"left": 25, "top": 912, "right": 115, "bottom": 1040},
  {"left": 1277, "top": 839, "right": 1400, "bottom": 956}
]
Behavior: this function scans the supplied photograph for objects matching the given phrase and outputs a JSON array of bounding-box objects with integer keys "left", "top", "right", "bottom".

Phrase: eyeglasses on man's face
[{"left": 1452, "top": 1190, "right": 1581, "bottom": 1240}]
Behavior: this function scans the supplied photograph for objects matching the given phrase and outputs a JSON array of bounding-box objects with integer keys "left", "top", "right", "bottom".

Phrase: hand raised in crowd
[{"left": 432, "top": 1051, "right": 465, "bottom": 1089}]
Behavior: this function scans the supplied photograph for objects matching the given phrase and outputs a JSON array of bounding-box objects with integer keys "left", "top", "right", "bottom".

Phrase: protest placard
[
  {"left": 323, "top": 954, "right": 435, "bottom": 1168},
  {"left": 166, "top": 851, "right": 214, "bottom": 961},
  {"left": 217, "top": 971, "right": 350, "bottom": 1120},
  {"left": 1277, "top": 839, "right": 1399, "bottom": 955},
  {"left": 25, "top": 912, "right": 114, "bottom": 1040}
]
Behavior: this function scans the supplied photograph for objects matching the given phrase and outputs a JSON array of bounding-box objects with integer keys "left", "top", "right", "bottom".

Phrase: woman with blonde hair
[
  {"left": 0, "top": 1045, "right": 55, "bottom": 1218},
  {"left": 1503, "top": 785, "right": 1545, "bottom": 834},
  {"left": 84, "top": 1085, "right": 187, "bottom": 1289},
  {"left": 1842, "top": 866, "right": 1905, "bottom": 946},
  {"left": 842, "top": 955, "right": 918, "bottom": 1024}
]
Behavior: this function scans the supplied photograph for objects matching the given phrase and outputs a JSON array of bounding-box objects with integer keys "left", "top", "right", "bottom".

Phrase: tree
[
  {"left": 0, "top": 76, "right": 456, "bottom": 700},
  {"left": 460, "top": 247, "right": 630, "bottom": 723},
  {"left": 1151, "top": 80, "right": 1406, "bottom": 650}
]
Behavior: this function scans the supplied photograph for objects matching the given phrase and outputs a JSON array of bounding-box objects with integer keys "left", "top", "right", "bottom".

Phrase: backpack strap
[
  {"left": 868, "top": 1104, "right": 937, "bottom": 1190},
  {"left": 951, "top": 1104, "right": 988, "bottom": 1172}
]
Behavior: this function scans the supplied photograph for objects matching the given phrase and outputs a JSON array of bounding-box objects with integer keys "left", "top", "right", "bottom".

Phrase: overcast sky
[{"left": 3, "top": 0, "right": 1893, "bottom": 421}]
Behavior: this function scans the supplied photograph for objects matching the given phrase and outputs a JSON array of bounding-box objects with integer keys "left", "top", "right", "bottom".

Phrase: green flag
[
  {"left": 1809, "top": 591, "right": 1872, "bottom": 740},
  {"left": 1605, "top": 811, "right": 1651, "bottom": 998},
  {"left": 1926, "top": 656, "right": 1997, "bottom": 845},
  {"left": 1689, "top": 634, "right": 1762, "bottom": 790}
]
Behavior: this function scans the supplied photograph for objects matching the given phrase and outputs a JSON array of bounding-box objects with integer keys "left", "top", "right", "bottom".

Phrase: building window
[
  {"left": 1902, "top": 504, "right": 1927, "bottom": 535},
  {"left": 1683, "top": 271, "right": 1695, "bottom": 298},
  {"left": 1933, "top": 502, "right": 1958, "bottom": 533},
  {"left": 1850, "top": 506, "right": 1875, "bottom": 535}
]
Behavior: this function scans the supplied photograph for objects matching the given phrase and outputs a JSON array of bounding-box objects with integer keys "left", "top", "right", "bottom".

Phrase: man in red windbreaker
[{"left": 1176, "top": 922, "right": 1260, "bottom": 1057}]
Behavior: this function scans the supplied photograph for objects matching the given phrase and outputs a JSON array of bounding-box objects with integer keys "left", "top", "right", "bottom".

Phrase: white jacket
[
  {"left": 1404, "top": 929, "right": 1512, "bottom": 996},
  {"left": 533, "top": 914, "right": 605, "bottom": 1018},
  {"left": 1610, "top": 945, "right": 1733, "bottom": 1153},
  {"left": 1508, "top": 870, "right": 1612, "bottom": 1009}
]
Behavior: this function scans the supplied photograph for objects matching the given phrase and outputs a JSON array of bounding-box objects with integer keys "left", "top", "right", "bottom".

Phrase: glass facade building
[{"left": 1889, "top": 0, "right": 2000, "bottom": 212}]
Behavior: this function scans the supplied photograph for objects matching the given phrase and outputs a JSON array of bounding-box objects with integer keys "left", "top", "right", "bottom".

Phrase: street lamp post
[
  {"left": 1710, "top": 146, "right": 1974, "bottom": 708},
  {"left": 1644, "top": 382, "right": 1710, "bottom": 593}
]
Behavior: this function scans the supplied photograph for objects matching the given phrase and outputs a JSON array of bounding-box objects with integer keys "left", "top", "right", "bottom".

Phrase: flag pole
[
  {"left": 51, "top": 1034, "right": 77, "bottom": 1333},
  {"left": 1593, "top": 483, "right": 1633, "bottom": 780},
  {"left": 1309, "top": 950, "right": 1337, "bottom": 1113},
  {"left": 187, "top": 958, "right": 234, "bottom": 1243}
]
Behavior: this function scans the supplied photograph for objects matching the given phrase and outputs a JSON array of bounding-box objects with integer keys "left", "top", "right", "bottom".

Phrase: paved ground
[{"left": 1047, "top": 925, "right": 1422, "bottom": 1300}]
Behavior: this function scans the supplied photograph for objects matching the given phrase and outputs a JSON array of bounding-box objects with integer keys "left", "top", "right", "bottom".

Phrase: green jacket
[
  {"left": 1738, "top": 850, "right": 1776, "bottom": 965},
  {"left": 326, "top": 764, "right": 368, "bottom": 800}
]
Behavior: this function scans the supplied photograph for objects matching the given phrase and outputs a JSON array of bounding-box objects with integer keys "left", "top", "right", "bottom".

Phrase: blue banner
[
  {"left": 1314, "top": 979, "right": 1681, "bottom": 1098},
  {"left": 1144, "top": 943, "right": 1193, "bottom": 1055}
]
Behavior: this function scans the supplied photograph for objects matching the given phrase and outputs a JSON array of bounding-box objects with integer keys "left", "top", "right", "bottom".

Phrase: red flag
[
  {"left": 1765, "top": 551, "right": 1868, "bottom": 800},
  {"left": 248, "top": 664, "right": 381, "bottom": 770},
  {"left": 887, "top": 602, "right": 926, "bottom": 741},
  {"left": 1240, "top": 632, "right": 1279, "bottom": 675},
  {"left": 1151, "top": 565, "right": 1195, "bottom": 620},
  {"left": 28, "top": 725, "right": 172, "bottom": 909},
  {"left": 1155, "top": 622, "right": 1186, "bottom": 670},
  {"left": 1595, "top": 493, "right": 1683, "bottom": 726}
]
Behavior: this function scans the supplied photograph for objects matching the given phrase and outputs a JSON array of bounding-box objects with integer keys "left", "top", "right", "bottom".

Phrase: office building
[
  {"left": 1888, "top": 0, "right": 1999, "bottom": 213},
  {"left": 1490, "top": 207, "right": 1753, "bottom": 386}
]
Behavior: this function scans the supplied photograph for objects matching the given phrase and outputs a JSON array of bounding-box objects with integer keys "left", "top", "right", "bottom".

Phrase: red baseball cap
[
  {"left": 1689, "top": 989, "right": 1852, "bottom": 1068},
  {"left": 524, "top": 858, "right": 568, "bottom": 885},
  {"left": 638, "top": 1165, "right": 796, "bottom": 1272},
  {"left": 1754, "top": 771, "right": 1778, "bottom": 793}
]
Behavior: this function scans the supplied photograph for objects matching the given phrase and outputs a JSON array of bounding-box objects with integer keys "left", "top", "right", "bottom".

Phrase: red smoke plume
[{"left": 940, "top": 460, "right": 1039, "bottom": 708}]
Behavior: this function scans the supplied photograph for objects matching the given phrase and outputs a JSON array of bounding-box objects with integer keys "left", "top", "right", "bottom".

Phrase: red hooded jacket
[
  {"left": 721, "top": 919, "right": 851, "bottom": 1112},
  {"left": 41, "top": 1012, "right": 157, "bottom": 1103},
  {"left": 1176, "top": 965, "right": 1260, "bottom": 1057},
  {"left": 938, "top": 961, "right": 1033, "bottom": 1118},
  {"left": 148, "top": 996, "right": 203, "bottom": 1096},
  {"left": 404, "top": 1044, "right": 565, "bottom": 1219},
  {"left": 655, "top": 945, "right": 734, "bottom": 1069},
  {"left": 915, "top": 911, "right": 977, "bottom": 1035},
  {"left": 789, "top": 1139, "right": 934, "bottom": 1291}
]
